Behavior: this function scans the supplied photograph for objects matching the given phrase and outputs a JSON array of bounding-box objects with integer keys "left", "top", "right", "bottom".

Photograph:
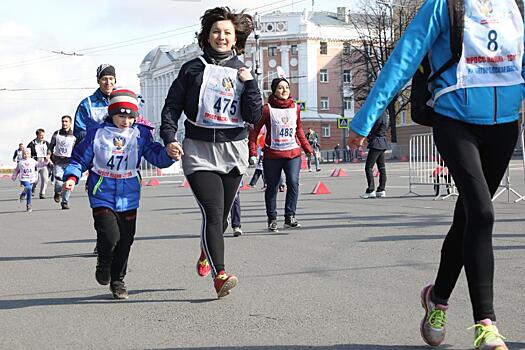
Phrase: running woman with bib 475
[{"left": 160, "top": 7, "right": 262, "bottom": 298}]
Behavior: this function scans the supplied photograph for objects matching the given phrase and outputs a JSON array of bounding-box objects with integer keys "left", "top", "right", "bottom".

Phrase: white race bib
[
  {"left": 18, "top": 159, "right": 37, "bottom": 182},
  {"left": 194, "top": 56, "right": 245, "bottom": 129},
  {"left": 269, "top": 105, "right": 299, "bottom": 151},
  {"left": 436, "top": 0, "right": 524, "bottom": 101},
  {"left": 457, "top": 0, "right": 524, "bottom": 88},
  {"left": 91, "top": 126, "right": 140, "bottom": 179},
  {"left": 35, "top": 143, "right": 48, "bottom": 158},
  {"left": 53, "top": 134, "right": 76, "bottom": 158},
  {"left": 88, "top": 98, "right": 108, "bottom": 124}
]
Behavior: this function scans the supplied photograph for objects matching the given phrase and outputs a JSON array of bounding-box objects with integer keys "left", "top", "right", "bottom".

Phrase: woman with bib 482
[
  {"left": 160, "top": 7, "right": 262, "bottom": 298},
  {"left": 248, "top": 77, "right": 312, "bottom": 232}
]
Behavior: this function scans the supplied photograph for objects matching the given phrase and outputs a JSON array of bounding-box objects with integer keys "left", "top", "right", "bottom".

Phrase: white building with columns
[{"left": 138, "top": 7, "right": 360, "bottom": 149}]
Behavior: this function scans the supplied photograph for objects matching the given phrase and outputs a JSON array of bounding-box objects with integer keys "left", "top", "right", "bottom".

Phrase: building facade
[{"left": 138, "top": 7, "right": 408, "bottom": 153}]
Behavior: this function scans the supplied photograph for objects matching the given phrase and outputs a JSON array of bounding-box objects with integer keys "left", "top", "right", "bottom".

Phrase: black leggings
[
  {"left": 364, "top": 148, "right": 387, "bottom": 192},
  {"left": 186, "top": 169, "right": 242, "bottom": 277},
  {"left": 432, "top": 117, "right": 518, "bottom": 322},
  {"left": 92, "top": 208, "right": 137, "bottom": 283}
]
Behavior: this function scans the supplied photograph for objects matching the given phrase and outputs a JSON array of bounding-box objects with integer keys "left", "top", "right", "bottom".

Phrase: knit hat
[
  {"left": 271, "top": 77, "right": 289, "bottom": 94},
  {"left": 108, "top": 89, "right": 139, "bottom": 118},
  {"left": 96, "top": 64, "right": 116, "bottom": 81}
]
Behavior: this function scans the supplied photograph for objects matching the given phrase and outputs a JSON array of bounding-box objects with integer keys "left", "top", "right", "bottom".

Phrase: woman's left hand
[{"left": 238, "top": 67, "right": 253, "bottom": 82}]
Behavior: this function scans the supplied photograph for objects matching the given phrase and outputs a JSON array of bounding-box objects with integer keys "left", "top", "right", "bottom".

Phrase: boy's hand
[
  {"left": 166, "top": 142, "right": 183, "bottom": 161},
  {"left": 63, "top": 179, "right": 76, "bottom": 192}
]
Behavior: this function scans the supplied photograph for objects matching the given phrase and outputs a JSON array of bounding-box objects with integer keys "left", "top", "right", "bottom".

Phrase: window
[
  {"left": 291, "top": 44, "right": 298, "bottom": 55},
  {"left": 343, "top": 97, "right": 353, "bottom": 111},
  {"left": 343, "top": 42, "right": 351, "bottom": 55},
  {"left": 319, "top": 69, "right": 329, "bottom": 83},
  {"left": 268, "top": 46, "right": 277, "bottom": 57},
  {"left": 343, "top": 70, "right": 351, "bottom": 83},
  {"left": 322, "top": 124, "right": 331, "bottom": 137},
  {"left": 268, "top": 70, "right": 278, "bottom": 82},
  {"left": 290, "top": 70, "right": 298, "bottom": 84},
  {"left": 320, "top": 97, "right": 329, "bottom": 110},
  {"left": 320, "top": 41, "right": 327, "bottom": 55}
]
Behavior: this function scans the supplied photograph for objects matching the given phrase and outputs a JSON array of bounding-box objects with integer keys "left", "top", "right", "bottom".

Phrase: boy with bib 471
[{"left": 63, "top": 89, "right": 180, "bottom": 300}]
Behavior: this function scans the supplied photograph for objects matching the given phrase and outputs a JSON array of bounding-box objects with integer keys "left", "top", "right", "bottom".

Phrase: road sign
[
  {"left": 295, "top": 101, "right": 306, "bottom": 111},
  {"left": 337, "top": 117, "right": 349, "bottom": 129}
]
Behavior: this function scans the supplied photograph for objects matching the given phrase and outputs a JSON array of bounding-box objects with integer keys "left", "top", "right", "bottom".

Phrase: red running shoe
[
  {"left": 214, "top": 271, "right": 238, "bottom": 298},
  {"left": 196, "top": 255, "right": 211, "bottom": 277}
]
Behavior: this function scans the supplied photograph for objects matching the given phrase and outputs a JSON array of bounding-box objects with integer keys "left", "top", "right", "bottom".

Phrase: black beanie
[
  {"left": 96, "top": 64, "right": 116, "bottom": 81},
  {"left": 271, "top": 77, "right": 289, "bottom": 94}
]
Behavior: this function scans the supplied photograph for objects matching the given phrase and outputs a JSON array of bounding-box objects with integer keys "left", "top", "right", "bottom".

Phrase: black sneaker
[
  {"left": 284, "top": 216, "right": 301, "bottom": 228},
  {"left": 26, "top": 204, "right": 32, "bottom": 213},
  {"left": 19, "top": 192, "right": 25, "bottom": 202},
  {"left": 95, "top": 258, "right": 111, "bottom": 285},
  {"left": 53, "top": 193, "right": 60, "bottom": 203},
  {"left": 268, "top": 219, "right": 279, "bottom": 232},
  {"left": 110, "top": 281, "right": 129, "bottom": 300},
  {"left": 61, "top": 202, "right": 69, "bottom": 210},
  {"left": 39, "top": 194, "right": 46, "bottom": 199}
]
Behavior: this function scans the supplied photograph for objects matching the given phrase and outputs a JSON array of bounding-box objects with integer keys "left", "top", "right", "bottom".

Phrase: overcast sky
[{"left": 0, "top": 0, "right": 358, "bottom": 167}]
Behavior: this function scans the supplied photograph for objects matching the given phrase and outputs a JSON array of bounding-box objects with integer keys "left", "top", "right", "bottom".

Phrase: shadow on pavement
[
  {"left": 0, "top": 288, "right": 223, "bottom": 310},
  {"left": 146, "top": 343, "right": 525, "bottom": 350},
  {"left": 44, "top": 234, "right": 201, "bottom": 246},
  {"left": 0, "top": 252, "right": 95, "bottom": 262}
]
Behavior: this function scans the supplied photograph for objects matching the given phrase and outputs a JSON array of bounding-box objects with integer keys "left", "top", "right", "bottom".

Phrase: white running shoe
[{"left": 360, "top": 191, "right": 376, "bottom": 199}]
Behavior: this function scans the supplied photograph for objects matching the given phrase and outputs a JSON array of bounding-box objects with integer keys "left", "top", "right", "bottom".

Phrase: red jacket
[{"left": 248, "top": 96, "right": 312, "bottom": 159}]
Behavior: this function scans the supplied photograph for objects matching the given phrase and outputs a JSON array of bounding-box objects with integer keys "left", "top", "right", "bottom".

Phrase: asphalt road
[{"left": 1, "top": 161, "right": 524, "bottom": 350}]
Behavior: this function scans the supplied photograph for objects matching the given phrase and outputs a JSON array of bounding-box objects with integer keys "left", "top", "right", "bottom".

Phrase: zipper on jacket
[{"left": 493, "top": 87, "right": 497, "bottom": 124}]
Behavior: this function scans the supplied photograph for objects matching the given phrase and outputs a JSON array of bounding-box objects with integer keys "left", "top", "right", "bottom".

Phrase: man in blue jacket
[
  {"left": 347, "top": 0, "right": 524, "bottom": 349},
  {"left": 73, "top": 64, "right": 116, "bottom": 142}
]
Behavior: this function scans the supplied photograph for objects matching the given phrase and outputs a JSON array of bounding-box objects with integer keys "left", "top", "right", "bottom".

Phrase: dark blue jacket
[{"left": 64, "top": 121, "right": 174, "bottom": 212}]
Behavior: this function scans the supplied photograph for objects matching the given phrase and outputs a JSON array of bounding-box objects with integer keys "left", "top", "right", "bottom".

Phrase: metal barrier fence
[
  {"left": 408, "top": 133, "right": 457, "bottom": 199},
  {"left": 139, "top": 160, "right": 183, "bottom": 178}
]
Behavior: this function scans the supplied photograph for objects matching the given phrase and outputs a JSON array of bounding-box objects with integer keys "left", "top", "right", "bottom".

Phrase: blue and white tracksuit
[
  {"left": 64, "top": 121, "right": 174, "bottom": 212},
  {"left": 74, "top": 88, "right": 110, "bottom": 141}
]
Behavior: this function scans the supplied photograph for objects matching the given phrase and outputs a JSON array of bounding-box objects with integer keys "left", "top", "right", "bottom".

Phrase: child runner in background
[{"left": 12, "top": 148, "right": 49, "bottom": 212}]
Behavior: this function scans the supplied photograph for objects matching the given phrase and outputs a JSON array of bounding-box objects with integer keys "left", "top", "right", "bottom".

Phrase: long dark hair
[{"left": 197, "top": 7, "right": 254, "bottom": 55}]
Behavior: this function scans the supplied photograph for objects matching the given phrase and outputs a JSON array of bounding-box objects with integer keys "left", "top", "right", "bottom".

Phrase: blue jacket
[
  {"left": 350, "top": 0, "right": 525, "bottom": 136},
  {"left": 64, "top": 121, "right": 175, "bottom": 212},
  {"left": 74, "top": 88, "right": 109, "bottom": 140}
]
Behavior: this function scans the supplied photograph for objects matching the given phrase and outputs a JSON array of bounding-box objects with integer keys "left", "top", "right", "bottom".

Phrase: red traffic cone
[
  {"left": 352, "top": 158, "right": 359, "bottom": 163},
  {"left": 147, "top": 177, "right": 160, "bottom": 186},
  {"left": 240, "top": 183, "right": 251, "bottom": 190},
  {"left": 336, "top": 169, "right": 347, "bottom": 177},
  {"left": 180, "top": 178, "right": 190, "bottom": 188},
  {"left": 311, "top": 181, "right": 331, "bottom": 195},
  {"left": 400, "top": 155, "right": 409, "bottom": 162},
  {"left": 330, "top": 168, "right": 340, "bottom": 177},
  {"left": 141, "top": 179, "right": 146, "bottom": 186},
  {"left": 301, "top": 156, "right": 308, "bottom": 170}
]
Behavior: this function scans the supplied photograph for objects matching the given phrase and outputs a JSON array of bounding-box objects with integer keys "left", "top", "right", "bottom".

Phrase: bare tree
[{"left": 344, "top": 0, "right": 419, "bottom": 143}]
